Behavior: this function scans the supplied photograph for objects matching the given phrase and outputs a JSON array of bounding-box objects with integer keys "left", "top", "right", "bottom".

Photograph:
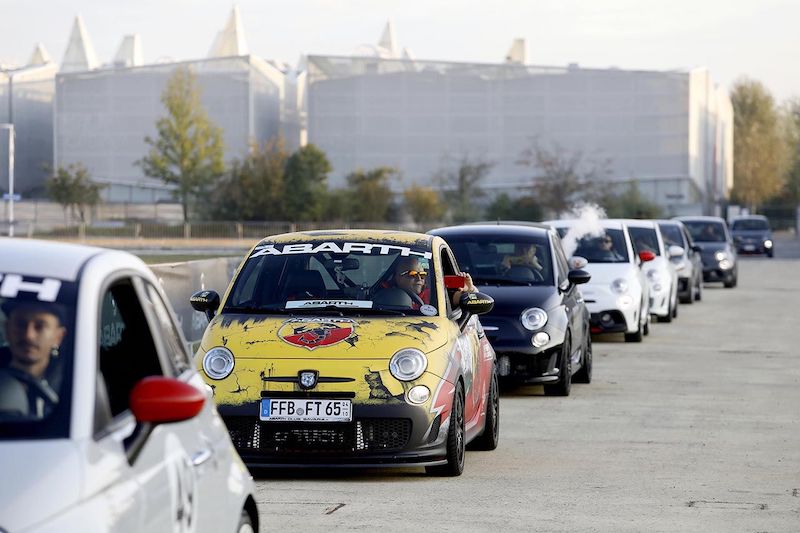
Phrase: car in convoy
[
  {"left": 656, "top": 219, "right": 704, "bottom": 304},
  {"left": 189, "top": 230, "right": 498, "bottom": 476},
  {"left": 428, "top": 223, "right": 592, "bottom": 395},
  {"left": 547, "top": 219, "right": 652, "bottom": 342},
  {"left": 730, "top": 214, "right": 774, "bottom": 257},
  {"left": 675, "top": 216, "right": 738, "bottom": 288},
  {"left": 623, "top": 219, "right": 680, "bottom": 323},
  {"left": 0, "top": 239, "right": 258, "bottom": 533}
]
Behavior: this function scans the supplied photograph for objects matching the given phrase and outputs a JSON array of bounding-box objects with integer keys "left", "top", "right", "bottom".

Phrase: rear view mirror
[
  {"left": 459, "top": 291, "right": 494, "bottom": 315},
  {"left": 324, "top": 258, "right": 360, "bottom": 271},
  {"left": 190, "top": 290, "right": 220, "bottom": 321},
  {"left": 130, "top": 377, "right": 205, "bottom": 424}
]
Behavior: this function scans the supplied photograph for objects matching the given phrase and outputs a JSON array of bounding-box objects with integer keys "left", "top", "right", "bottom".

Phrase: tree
[
  {"left": 345, "top": 167, "right": 396, "bottom": 222},
  {"left": 730, "top": 78, "right": 791, "bottom": 212},
  {"left": 782, "top": 98, "right": 800, "bottom": 206},
  {"left": 403, "top": 185, "right": 445, "bottom": 224},
  {"left": 209, "top": 137, "right": 287, "bottom": 221},
  {"left": 283, "top": 144, "right": 332, "bottom": 222},
  {"left": 438, "top": 155, "right": 493, "bottom": 223},
  {"left": 485, "top": 193, "right": 544, "bottom": 222},
  {"left": 597, "top": 181, "right": 663, "bottom": 219},
  {"left": 518, "top": 141, "right": 610, "bottom": 218},
  {"left": 46, "top": 164, "right": 104, "bottom": 223},
  {"left": 139, "top": 67, "right": 225, "bottom": 222}
]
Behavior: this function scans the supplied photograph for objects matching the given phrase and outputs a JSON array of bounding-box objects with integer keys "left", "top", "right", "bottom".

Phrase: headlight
[
  {"left": 611, "top": 278, "right": 629, "bottom": 294},
  {"left": 646, "top": 269, "right": 661, "bottom": 282},
  {"left": 714, "top": 251, "right": 727, "bottom": 262},
  {"left": 764, "top": 239, "right": 773, "bottom": 248},
  {"left": 202, "top": 347, "right": 235, "bottom": 380},
  {"left": 390, "top": 348, "right": 427, "bottom": 381},
  {"left": 521, "top": 307, "right": 548, "bottom": 330}
]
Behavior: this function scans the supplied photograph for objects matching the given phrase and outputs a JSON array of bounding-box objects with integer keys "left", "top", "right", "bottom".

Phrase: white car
[
  {"left": 0, "top": 238, "right": 258, "bottom": 533},
  {"left": 619, "top": 219, "right": 681, "bottom": 323},
  {"left": 548, "top": 219, "right": 652, "bottom": 342}
]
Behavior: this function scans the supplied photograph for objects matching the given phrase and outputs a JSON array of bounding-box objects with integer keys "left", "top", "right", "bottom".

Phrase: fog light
[
  {"left": 764, "top": 239, "right": 773, "bottom": 248},
  {"left": 407, "top": 385, "right": 430, "bottom": 404},
  {"left": 601, "top": 313, "right": 612, "bottom": 323},
  {"left": 497, "top": 355, "right": 511, "bottom": 376},
  {"left": 719, "top": 259, "right": 732, "bottom": 270},
  {"left": 532, "top": 332, "right": 550, "bottom": 347}
]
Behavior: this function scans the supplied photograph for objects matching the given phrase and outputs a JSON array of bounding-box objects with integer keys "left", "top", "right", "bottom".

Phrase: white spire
[
  {"left": 208, "top": 5, "right": 249, "bottom": 58},
  {"left": 377, "top": 19, "right": 398, "bottom": 58},
  {"left": 402, "top": 47, "right": 416, "bottom": 61},
  {"left": 61, "top": 15, "right": 99, "bottom": 72},
  {"left": 505, "top": 38, "right": 526, "bottom": 64},
  {"left": 28, "top": 43, "right": 52, "bottom": 66},
  {"left": 113, "top": 34, "right": 143, "bottom": 67}
]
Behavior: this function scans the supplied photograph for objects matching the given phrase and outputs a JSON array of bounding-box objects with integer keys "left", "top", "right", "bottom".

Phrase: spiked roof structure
[
  {"left": 113, "top": 35, "right": 143, "bottom": 67},
  {"left": 28, "top": 43, "right": 52, "bottom": 66},
  {"left": 377, "top": 20, "right": 399, "bottom": 58},
  {"left": 208, "top": 5, "right": 249, "bottom": 58},
  {"left": 61, "top": 15, "right": 99, "bottom": 72}
]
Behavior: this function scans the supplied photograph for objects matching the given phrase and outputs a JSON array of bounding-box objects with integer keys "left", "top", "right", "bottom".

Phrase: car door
[{"left": 552, "top": 234, "right": 585, "bottom": 361}]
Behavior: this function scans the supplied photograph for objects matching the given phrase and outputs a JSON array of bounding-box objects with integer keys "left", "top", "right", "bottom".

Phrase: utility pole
[{"left": 1, "top": 124, "right": 15, "bottom": 237}]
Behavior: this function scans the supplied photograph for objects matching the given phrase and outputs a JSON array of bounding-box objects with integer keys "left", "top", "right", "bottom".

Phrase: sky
[{"left": 1, "top": 0, "right": 799, "bottom": 102}]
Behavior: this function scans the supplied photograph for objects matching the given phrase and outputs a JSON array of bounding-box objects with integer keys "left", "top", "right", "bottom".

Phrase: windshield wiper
[{"left": 474, "top": 277, "right": 534, "bottom": 286}]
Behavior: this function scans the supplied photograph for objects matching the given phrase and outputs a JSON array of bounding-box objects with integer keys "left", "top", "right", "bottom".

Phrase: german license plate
[
  {"left": 743, "top": 244, "right": 755, "bottom": 251},
  {"left": 259, "top": 398, "right": 352, "bottom": 422}
]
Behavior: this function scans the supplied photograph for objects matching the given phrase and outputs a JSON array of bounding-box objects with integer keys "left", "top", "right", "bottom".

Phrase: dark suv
[{"left": 730, "top": 215, "right": 774, "bottom": 258}]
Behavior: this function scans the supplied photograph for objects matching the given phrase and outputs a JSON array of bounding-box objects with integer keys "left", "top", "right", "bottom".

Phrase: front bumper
[
  {"left": 218, "top": 401, "right": 449, "bottom": 467},
  {"left": 494, "top": 347, "right": 562, "bottom": 384},
  {"left": 649, "top": 289, "right": 670, "bottom": 317},
  {"left": 702, "top": 266, "right": 734, "bottom": 283}
]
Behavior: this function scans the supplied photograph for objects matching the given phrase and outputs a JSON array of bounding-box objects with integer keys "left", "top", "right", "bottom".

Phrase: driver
[
  {"left": 0, "top": 300, "right": 66, "bottom": 417},
  {"left": 501, "top": 243, "right": 543, "bottom": 272},
  {"left": 379, "top": 256, "right": 475, "bottom": 309}
]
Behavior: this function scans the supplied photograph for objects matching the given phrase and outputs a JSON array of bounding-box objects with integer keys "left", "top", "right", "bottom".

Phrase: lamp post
[{"left": 1, "top": 124, "right": 14, "bottom": 237}]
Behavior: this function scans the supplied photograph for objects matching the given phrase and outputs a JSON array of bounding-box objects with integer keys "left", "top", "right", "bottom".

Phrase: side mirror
[
  {"left": 130, "top": 376, "right": 205, "bottom": 424},
  {"left": 639, "top": 250, "right": 656, "bottom": 263},
  {"left": 459, "top": 291, "right": 494, "bottom": 315},
  {"left": 667, "top": 245, "right": 685, "bottom": 259},
  {"left": 190, "top": 290, "right": 220, "bottom": 321},
  {"left": 569, "top": 256, "right": 588, "bottom": 269},
  {"left": 691, "top": 244, "right": 703, "bottom": 253},
  {"left": 567, "top": 269, "right": 591, "bottom": 285}
]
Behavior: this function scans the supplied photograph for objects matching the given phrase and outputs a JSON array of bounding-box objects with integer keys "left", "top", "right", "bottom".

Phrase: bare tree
[{"left": 437, "top": 155, "right": 494, "bottom": 223}]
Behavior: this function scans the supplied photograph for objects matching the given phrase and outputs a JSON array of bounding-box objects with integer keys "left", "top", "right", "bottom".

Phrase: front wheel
[
  {"left": 236, "top": 510, "right": 255, "bottom": 533},
  {"left": 469, "top": 370, "right": 499, "bottom": 451},
  {"left": 544, "top": 338, "right": 572, "bottom": 396},
  {"left": 426, "top": 382, "right": 466, "bottom": 476},
  {"left": 573, "top": 335, "right": 592, "bottom": 384},
  {"left": 625, "top": 313, "right": 644, "bottom": 343}
]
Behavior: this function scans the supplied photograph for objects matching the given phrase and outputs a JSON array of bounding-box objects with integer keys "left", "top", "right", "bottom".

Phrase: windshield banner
[
  {"left": 250, "top": 242, "right": 433, "bottom": 260},
  {"left": 285, "top": 299, "right": 374, "bottom": 309}
]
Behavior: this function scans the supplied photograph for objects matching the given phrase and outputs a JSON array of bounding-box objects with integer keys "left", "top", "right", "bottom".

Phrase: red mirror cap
[
  {"left": 639, "top": 250, "right": 656, "bottom": 262},
  {"left": 444, "top": 274, "right": 466, "bottom": 289},
  {"left": 130, "top": 376, "right": 205, "bottom": 424}
]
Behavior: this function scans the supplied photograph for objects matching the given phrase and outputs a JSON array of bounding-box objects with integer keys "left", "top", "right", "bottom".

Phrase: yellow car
[{"left": 191, "top": 230, "right": 498, "bottom": 475}]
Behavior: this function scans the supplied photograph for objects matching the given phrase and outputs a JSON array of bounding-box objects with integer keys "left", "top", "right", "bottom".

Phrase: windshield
[
  {"left": 1, "top": 275, "right": 76, "bottom": 440},
  {"left": 628, "top": 227, "right": 661, "bottom": 256},
  {"left": 731, "top": 218, "right": 769, "bottom": 231},
  {"left": 444, "top": 234, "right": 553, "bottom": 286},
  {"left": 226, "top": 239, "right": 438, "bottom": 315},
  {"left": 684, "top": 221, "right": 726, "bottom": 242},
  {"left": 573, "top": 229, "right": 630, "bottom": 263},
  {"left": 658, "top": 223, "right": 684, "bottom": 248}
]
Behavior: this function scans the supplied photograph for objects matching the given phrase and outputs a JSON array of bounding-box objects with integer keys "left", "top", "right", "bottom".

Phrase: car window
[
  {"left": 658, "top": 223, "right": 685, "bottom": 249},
  {"left": 551, "top": 235, "right": 570, "bottom": 286},
  {"left": 573, "top": 229, "right": 629, "bottom": 263},
  {"left": 444, "top": 234, "right": 553, "bottom": 286},
  {"left": 144, "top": 284, "right": 192, "bottom": 375},
  {"left": 683, "top": 221, "right": 727, "bottom": 243},
  {"left": 0, "top": 275, "right": 77, "bottom": 440},
  {"left": 731, "top": 218, "right": 769, "bottom": 231},
  {"left": 628, "top": 227, "right": 661, "bottom": 256},
  {"left": 225, "top": 239, "right": 438, "bottom": 315}
]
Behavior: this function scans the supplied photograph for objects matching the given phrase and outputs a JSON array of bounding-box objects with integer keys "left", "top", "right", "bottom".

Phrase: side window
[
  {"left": 97, "top": 279, "right": 164, "bottom": 421},
  {"left": 440, "top": 247, "right": 459, "bottom": 314},
  {"left": 552, "top": 236, "right": 570, "bottom": 286},
  {"left": 144, "top": 284, "right": 192, "bottom": 375}
]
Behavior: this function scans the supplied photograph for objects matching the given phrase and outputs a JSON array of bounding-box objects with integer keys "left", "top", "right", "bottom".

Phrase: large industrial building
[{"left": 306, "top": 50, "right": 733, "bottom": 216}]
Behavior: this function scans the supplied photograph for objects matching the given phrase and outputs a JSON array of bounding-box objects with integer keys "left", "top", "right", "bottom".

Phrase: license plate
[
  {"left": 260, "top": 398, "right": 352, "bottom": 422},
  {"left": 743, "top": 244, "right": 755, "bottom": 251}
]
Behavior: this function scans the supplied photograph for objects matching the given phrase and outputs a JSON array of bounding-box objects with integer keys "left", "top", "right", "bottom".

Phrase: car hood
[
  {"left": 201, "top": 313, "right": 451, "bottom": 358},
  {"left": 475, "top": 284, "right": 560, "bottom": 314},
  {"left": 0, "top": 440, "right": 82, "bottom": 531},
  {"left": 581, "top": 263, "right": 639, "bottom": 285}
]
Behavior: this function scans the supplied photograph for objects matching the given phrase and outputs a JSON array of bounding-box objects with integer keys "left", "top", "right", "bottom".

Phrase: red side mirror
[
  {"left": 639, "top": 250, "right": 656, "bottom": 262},
  {"left": 130, "top": 376, "right": 205, "bottom": 424},
  {"left": 444, "top": 274, "right": 466, "bottom": 289}
]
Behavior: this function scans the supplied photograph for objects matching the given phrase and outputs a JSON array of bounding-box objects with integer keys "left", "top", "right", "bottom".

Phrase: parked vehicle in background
[
  {"left": 190, "top": 230, "right": 498, "bottom": 476},
  {"left": 0, "top": 239, "right": 258, "bottom": 533},
  {"left": 657, "top": 220, "right": 704, "bottom": 304},
  {"left": 429, "top": 223, "right": 592, "bottom": 396},
  {"left": 730, "top": 215, "right": 774, "bottom": 258},
  {"left": 676, "top": 216, "right": 739, "bottom": 288},
  {"left": 623, "top": 219, "right": 679, "bottom": 323},
  {"left": 546, "top": 219, "right": 653, "bottom": 343}
]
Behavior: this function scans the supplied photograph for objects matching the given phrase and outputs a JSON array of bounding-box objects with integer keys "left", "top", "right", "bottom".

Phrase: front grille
[{"left": 225, "top": 417, "right": 412, "bottom": 455}]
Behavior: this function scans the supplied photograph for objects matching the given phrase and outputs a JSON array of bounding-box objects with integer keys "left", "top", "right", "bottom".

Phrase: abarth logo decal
[{"left": 278, "top": 318, "right": 357, "bottom": 350}]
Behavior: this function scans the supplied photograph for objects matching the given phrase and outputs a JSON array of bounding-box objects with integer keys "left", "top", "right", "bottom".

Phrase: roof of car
[
  {"left": 429, "top": 224, "right": 550, "bottom": 238},
  {"left": 610, "top": 218, "right": 656, "bottom": 228},
  {"left": 0, "top": 238, "right": 108, "bottom": 281},
  {"left": 730, "top": 214, "right": 769, "bottom": 221},
  {"left": 256, "top": 229, "right": 434, "bottom": 248},
  {"left": 673, "top": 215, "right": 726, "bottom": 223},
  {"left": 544, "top": 218, "right": 626, "bottom": 230}
]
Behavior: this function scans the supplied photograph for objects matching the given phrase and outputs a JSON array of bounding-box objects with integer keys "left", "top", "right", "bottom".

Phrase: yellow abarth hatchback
[{"left": 190, "top": 230, "right": 498, "bottom": 475}]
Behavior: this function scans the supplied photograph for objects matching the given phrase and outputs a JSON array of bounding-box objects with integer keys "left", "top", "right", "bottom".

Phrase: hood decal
[{"left": 278, "top": 317, "right": 357, "bottom": 350}]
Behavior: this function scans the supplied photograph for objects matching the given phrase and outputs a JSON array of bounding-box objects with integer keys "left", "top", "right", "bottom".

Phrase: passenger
[
  {"left": 594, "top": 235, "right": 625, "bottom": 261},
  {"left": 0, "top": 300, "right": 66, "bottom": 417}
]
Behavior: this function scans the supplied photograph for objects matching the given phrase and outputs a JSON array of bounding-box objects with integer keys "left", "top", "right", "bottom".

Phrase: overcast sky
[{"left": 2, "top": 0, "right": 798, "bottom": 102}]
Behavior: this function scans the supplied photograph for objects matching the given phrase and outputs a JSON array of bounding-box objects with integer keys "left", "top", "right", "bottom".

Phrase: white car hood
[
  {"left": 583, "top": 263, "right": 639, "bottom": 285},
  {"left": 0, "top": 440, "right": 83, "bottom": 532}
]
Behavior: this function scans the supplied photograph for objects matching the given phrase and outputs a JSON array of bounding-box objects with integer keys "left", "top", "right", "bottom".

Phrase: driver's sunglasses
[
  {"left": 400, "top": 270, "right": 428, "bottom": 279},
  {"left": 601, "top": 238, "right": 613, "bottom": 244}
]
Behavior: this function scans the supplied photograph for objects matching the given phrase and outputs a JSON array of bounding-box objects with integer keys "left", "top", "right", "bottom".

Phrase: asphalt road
[{"left": 250, "top": 239, "right": 800, "bottom": 532}]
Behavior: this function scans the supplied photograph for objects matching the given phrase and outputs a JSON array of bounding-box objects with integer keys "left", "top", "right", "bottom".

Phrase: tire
[
  {"left": 767, "top": 250, "right": 774, "bottom": 258},
  {"left": 657, "top": 302, "right": 673, "bottom": 323},
  {"left": 625, "top": 313, "right": 643, "bottom": 343},
  {"left": 573, "top": 335, "right": 592, "bottom": 384},
  {"left": 469, "top": 369, "right": 499, "bottom": 451},
  {"left": 426, "top": 382, "right": 466, "bottom": 476},
  {"left": 544, "top": 338, "right": 572, "bottom": 396},
  {"left": 671, "top": 297, "right": 678, "bottom": 318},
  {"left": 643, "top": 315, "right": 650, "bottom": 336},
  {"left": 236, "top": 509, "right": 255, "bottom": 533},
  {"left": 695, "top": 278, "right": 703, "bottom": 301},
  {"left": 724, "top": 274, "right": 737, "bottom": 288}
]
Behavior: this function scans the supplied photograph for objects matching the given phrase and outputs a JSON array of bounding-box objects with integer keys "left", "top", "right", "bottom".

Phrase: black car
[
  {"left": 730, "top": 215, "right": 774, "bottom": 257},
  {"left": 429, "top": 224, "right": 592, "bottom": 396},
  {"left": 675, "top": 216, "right": 738, "bottom": 288},
  {"left": 657, "top": 220, "right": 704, "bottom": 303}
]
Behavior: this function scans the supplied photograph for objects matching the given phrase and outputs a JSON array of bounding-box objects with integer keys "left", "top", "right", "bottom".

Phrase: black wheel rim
[{"left": 455, "top": 389, "right": 465, "bottom": 467}]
